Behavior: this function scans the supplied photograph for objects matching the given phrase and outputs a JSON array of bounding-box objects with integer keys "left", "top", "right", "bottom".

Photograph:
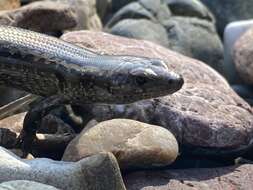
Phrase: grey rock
[
  {"left": 163, "top": 16, "right": 224, "bottom": 73},
  {"left": 125, "top": 164, "right": 253, "bottom": 190},
  {"left": 200, "top": 0, "right": 253, "bottom": 36},
  {"left": 0, "top": 147, "right": 126, "bottom": 190},
  {"left": 62, "top": 119, "right": 178, "bottom": 170},
  {"left": 0, "top": 180, "right": 59, "bottom": 190},
  {"left": 106, "top": 0, "right": 171, "bottom": 28},
  {"left": 138, "top": 0, "right": 171, "bottom": 23},
  {"left": 61, "top": 30, "right": 253, "bottom": 157},
  {"left": 111, "top": 0, "right": 136, "bottom": 12},
  {"left": 164, "top": 0, "right": 214, "bottom": 22},
  {"left": 110, "top": 19, "right": 169, "bottom": 48},
  {"left": 234, "top": 27, "right": 253, "bottom": 85},
  {"left": 106, "top": 2, "right": 156, "bottom": 28}
]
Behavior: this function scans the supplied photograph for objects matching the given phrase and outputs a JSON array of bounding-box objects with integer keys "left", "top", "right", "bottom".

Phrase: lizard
[{"left": 0, "top": 25, "right": 184, "bottom": 156}]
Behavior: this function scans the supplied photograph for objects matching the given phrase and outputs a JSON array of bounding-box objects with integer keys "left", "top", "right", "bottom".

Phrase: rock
[
  {"left": 224, "top": 20, "right": 253, "bottom": 84},
  {"left": 0, "top": 111, "right": 74, "bottom": 134},
  {"left": 54, "top": 0, "right": 102, "bottom": 30},
  {"left": 106, "top": 0, "right": 171, "bottom": 28},
  {"left": 200, "top": 0, "right": 253, "bottom": 36},
  {"left": 0, "top": 180, "right": 59, "bottom": 190},
  {"left": 0, "top": 112, "right": 26, "bottom": 133},
  {"left": 163, "top": 16, "right": 224, "bottom": 73},
  {"left": 62, "top": 119, "right": 178, "bottom": 170},
  {"left": 109, "top": 19, "right": 169, "bottom": 48},
  {"left": 0, "top": 147, "right": 126, "bottom": 190},
  {"left": 164, "top": 0, "right": 214, "bottom": 22},
  {"left": 96, "top": 0, "right": 111, "bottom": 20},
  {"left": 234, "top": 27, "right": 253, "bottom": 85},
  {"left": 0, "top": 0, "right": 20, "bottom": 11},
  {"left": 138, "top": 0, "right": 171, "bottom": 23},
  {"left": 111, "top": 0, "right": 135, "bottom": 12},
  {"left": 109, "top": 16, "right": 223, "bottom": 73},
  {"left": 0, "top": 94, "right": 37, "bottom": 120},
  {"left": 9, "top": 149, "right": 34, "bottom": 159},
  {"left": 61, "top": 31, "right": 253, "bottom": 156},
  {"left": 124, "top": 164, "right": 253, "bottom": 190},
  {"left": 0, "top": 1, "right": 76, "bottom": 32},
  {"left": 106, "top": 2, "right": 156, "bottom": 28}
]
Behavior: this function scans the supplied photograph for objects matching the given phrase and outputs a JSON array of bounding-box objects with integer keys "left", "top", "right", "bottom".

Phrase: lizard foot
[
  {"left": 16, "top": 130, "right": 36, "bottom": 158},
  {"left": 17, "top": 96, "right": 67, "bottom": 157}
]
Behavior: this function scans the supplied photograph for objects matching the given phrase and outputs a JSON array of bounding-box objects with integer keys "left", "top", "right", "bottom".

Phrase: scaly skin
[
  {"left": 0, "top": 25, "right": 183, "bottom": 104},
  {"left": 0, "top": 25, "right": 184, "bottom": 156}
]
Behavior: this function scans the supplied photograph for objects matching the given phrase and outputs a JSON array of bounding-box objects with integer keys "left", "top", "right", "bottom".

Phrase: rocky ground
[{"left": 0, "top": 0, "right": 253, "bottom": 190}]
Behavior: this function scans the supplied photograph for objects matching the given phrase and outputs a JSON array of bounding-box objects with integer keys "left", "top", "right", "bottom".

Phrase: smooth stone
[
  {"left": 163, "top": 16, "right": 224, "bottom": 73},
  {"left": 109, "top": 19, "right": 169, "bottom": 48},
  {"left": 61, "top": 31, "right": 253, "bottom": 156},
  {"left": 62, "top": 119, "right": 178, "bottom": 170},
  {"left": 0, "top": 147, "right": 126, "bottom": 190},
  {"left": 200, "top": 0, "right": 253, "bottom": 36},
  {"left": 164, "top": 0, "right": 214, "bottom": 21},
  {"left": 224, "top": 20, "right": 253, "bottom": 84},
  {"left": 0, "top": 1, "right": 76, "bottom": 32},
  {"left": 53, "top": 0, "right": 102, "bottom": 31},
  {"left": 234, "top": 26, "right": 253, "bottom": 85},
  {"left": 0, "top": 0, "right": 20, "bottom": 11},
  {"left": 105, "top": 2, "right": 156, "bottom": 28},
  {"left": 138, "top": 0, "right": 171, "bottom": 23},
  {"left": 19, "top": 0, "right": 102, "bottom": 30},
  {"left": 125, "top": 164, "right": 253, "bottom": 190},
  {"left": 106, "top": 0, "right": 171, "bottom": 28},
  {"left": 0, "top": 180, "right": 59, "bottom": 190},
  {"left": 0, "top": 112, "right": 26, "bottom": 133}
]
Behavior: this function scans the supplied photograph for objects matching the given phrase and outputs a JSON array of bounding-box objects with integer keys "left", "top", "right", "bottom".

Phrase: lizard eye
[{"left": 135, "top": 76, "right": 147, "bottom": 85}]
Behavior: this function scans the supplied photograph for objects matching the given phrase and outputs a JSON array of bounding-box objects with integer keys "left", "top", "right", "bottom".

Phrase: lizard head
[{"left": 90, "top": 56, "right": 184, "bottom": 104}]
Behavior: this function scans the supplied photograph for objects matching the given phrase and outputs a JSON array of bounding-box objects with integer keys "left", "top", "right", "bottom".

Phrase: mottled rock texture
[
  {"left": 164, "top": 0, "right": 214, "bottom": 22},
  {"left": 62, "top": 119, "right": 178, "bottom": 170},
  {"left": 0, "top": 0, "right": 20, "bottom": 11},
  {"left": 124, "top": 164, "right": 253, "bottom": 190},
  {"left": 0, "top": 147, "right": 126, "bottom": 190},
  {"left": 0, "top": 180, "right": 59, "bottom": 190},
  {"left": 62, "top": 31, "right": 253, "bottom": 156},
  {"left": 110, "top": 19, "right": 169, "bottom": 48},
  {"left": 0, "top": 1, "right": 76, "bottom": 32},
  {"left": 234, "top": 27, "right": 253, "bottom": 85},
  {"left": 53, "top": 0, "right": 102, "bottom": 30},
  {"left": 163, "top": 16, "right": 224, "bottom": 73}
]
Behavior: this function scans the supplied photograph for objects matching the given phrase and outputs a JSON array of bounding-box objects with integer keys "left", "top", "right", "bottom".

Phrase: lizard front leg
[{"left": 16, "top": 96, "right": 67, "bottom": 158}]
